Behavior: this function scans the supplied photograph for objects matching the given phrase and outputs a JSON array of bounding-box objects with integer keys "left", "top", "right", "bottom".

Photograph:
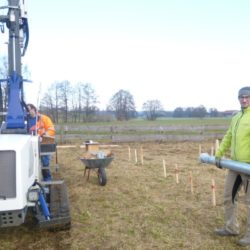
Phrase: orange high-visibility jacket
[{"left": 29, "top": 114, "right": 55, "bottom": 137}]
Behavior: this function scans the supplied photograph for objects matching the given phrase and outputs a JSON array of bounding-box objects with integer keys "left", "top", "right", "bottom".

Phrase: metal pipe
[{"left": 199, "top": 153, "right": 250, "bottom": 175}]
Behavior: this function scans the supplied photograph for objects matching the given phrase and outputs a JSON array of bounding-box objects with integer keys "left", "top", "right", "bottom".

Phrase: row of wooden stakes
[{"left": 127, "top": 141, "right": 220, "bottom": 207}]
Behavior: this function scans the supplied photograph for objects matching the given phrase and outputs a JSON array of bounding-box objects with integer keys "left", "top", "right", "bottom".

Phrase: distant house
[{"left": 222, "top": 110, "right": 239, "bottom": 117}]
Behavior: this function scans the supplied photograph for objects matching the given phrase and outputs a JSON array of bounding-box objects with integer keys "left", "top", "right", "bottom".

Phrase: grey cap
[{"left": 238, "top": 87, "right": 250, "bottom": 97}]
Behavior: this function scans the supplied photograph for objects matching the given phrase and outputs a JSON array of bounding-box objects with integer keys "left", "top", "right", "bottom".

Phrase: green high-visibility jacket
[{"left": 215, "top": 107, "right": 250, "bottom": 162}]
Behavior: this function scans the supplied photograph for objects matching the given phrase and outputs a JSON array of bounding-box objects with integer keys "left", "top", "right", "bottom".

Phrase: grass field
[
  {"left": 0, "top": 117, "right": 246, "bottom": 250},
  {"left": 0, "top": 136, "right": 249, "bottom": 249}
]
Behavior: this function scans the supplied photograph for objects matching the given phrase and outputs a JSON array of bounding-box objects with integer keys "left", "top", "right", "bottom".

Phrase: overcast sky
[{"left": 1, "top": 0, "right": 250, "bottom": 111}]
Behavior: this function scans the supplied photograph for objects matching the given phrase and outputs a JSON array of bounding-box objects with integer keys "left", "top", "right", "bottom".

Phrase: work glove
[{"left": 215, "top": 157, "right": 222, "bottom": 169}]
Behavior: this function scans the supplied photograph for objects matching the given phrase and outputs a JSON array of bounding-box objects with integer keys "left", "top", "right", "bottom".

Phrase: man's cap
[{"left": 238, "top": 87, "right": 250, "bottom": 97}]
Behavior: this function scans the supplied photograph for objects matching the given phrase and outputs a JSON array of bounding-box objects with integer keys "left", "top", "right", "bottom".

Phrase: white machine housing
[{"left": 0, "top": 134, "right": 40, "bottom": 226}]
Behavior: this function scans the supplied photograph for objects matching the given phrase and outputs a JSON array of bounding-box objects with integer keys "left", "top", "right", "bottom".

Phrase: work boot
[
  {"left": 238, "top": 236, "right": 250, "bottom": 247},
  {"left": 214, "top": 228, "right": 239, "bottom": 236}
]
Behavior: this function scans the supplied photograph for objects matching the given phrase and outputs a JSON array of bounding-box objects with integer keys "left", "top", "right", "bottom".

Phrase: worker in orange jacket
[
  {"left": 27, "top": 103, "right": 55, "bottom": 138},
  {"left": 27, "top": 103, "right": 55, "bottom": 181}
]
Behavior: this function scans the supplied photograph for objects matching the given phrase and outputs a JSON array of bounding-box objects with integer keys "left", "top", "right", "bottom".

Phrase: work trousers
[
  {"left": 224, "top": 170, "right": 250, "bottom": 236},
  {"left": 41, "top": 155, "right": 52, "bottom": 181}
]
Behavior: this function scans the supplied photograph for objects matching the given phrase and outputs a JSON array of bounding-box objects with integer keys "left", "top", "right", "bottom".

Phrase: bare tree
[
  {"left": 71, "top": 82, "right": 99, "bottom": 122},
  {"left": 75, "top": 83, "right": 83, "bottom": 122},
  {"left": 70, "top": 87, "right": 78, "bottom": 123},
  {"left": 108, "top": 89, "right": 136, "bottom": 120},
  {"left": 142, "top": 99, "right": 164, "bottom": 120},
  {"left": 40, "top": 82, "right": 60, "bottom": 123},
  {"left": 173, "top": 106, "right": 207, "bottom": 118},
  {"left": 40, "top": 92, "right": 56, "bottom": 122},
  {"left": 192, "top": 105, "right": 207, "bottom": 118},
  {"left": 173, "top": 107, "right": 185, "bottom": 117},
  {"left": 80, "top": 83, "right": 98, "bottom": 122},
  {"left": 57, "top": 80, "right": 72, "bottom": 123},
  {"left": 209, "top": 108, "right": 219, "bottom": 117}
]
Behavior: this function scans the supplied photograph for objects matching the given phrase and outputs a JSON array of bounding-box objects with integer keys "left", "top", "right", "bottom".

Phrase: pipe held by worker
[{"left": 199, "top": 153, "right": 250, "bottom": 176}]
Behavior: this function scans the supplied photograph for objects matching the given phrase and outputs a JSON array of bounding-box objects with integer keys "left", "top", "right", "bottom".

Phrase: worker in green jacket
[{"left": 214, "top": 86, "right": 250, "bottom": 246}]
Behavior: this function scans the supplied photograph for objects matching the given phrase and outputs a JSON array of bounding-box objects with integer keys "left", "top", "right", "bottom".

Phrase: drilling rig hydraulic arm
[{"left": 0, "top": 0, "right": 29, "bottom": 131}]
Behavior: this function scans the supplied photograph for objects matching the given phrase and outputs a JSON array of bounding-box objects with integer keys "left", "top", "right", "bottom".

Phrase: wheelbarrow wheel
[{"left": 98, "top": 167, "right": 107, "bottom": 186}]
